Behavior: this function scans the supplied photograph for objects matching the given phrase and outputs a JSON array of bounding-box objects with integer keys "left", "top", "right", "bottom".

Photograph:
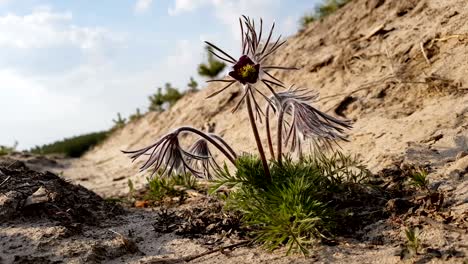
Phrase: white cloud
[
  {"left": 0, "top": 7, "right": 121, "bottom": 51},
  {"left": 134, "top": 0, "right": 154, "bottom": 14},
  {"left": 0, "top": 69, "right": 83, "bottom": 148},
  {"left": 0, "top": 70, "right": 80, "bottom": 120},
  {"left": 169, "top": 0, "right": 281, "bottom": 38},
  {"left": 0, "top": 8, "right": 129, "bottom": 149},
  {"left": 279, "top": 16, "right": 297, "bottom": 36},
  {"left": 168, "top": 0, "right": 208, "bottom": 15},
  {"left": 0, "top": 62, "right": 163, "bottom": 149},
  {"left": 165, "top": 40, "right": 199, "bottom": 70}
]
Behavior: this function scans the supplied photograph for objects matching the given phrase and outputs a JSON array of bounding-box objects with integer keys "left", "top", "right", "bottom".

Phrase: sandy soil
[{"left": 1, "top": 0, "right": 467, "bottom": 263}]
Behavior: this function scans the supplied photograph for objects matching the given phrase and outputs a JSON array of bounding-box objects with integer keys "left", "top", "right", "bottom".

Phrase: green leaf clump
[{"left": 211, "top": 152, "right": 371, "bottom": 255}]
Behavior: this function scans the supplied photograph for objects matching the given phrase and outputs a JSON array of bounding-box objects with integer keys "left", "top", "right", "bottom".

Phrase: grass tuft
[
  {"left": 212, "top": 152, "right": 372, "bottom": 255},
  {"left": 409, "top": 169, "right": 430, "bottom": 192},
  {"left": 402, "top": 227, "right": 421, "bottom": 259},
  {"left": 145, "top": 173, "right": 198, "bottom": 202}
]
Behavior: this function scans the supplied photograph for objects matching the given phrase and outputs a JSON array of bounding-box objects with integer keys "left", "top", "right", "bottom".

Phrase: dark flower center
[
  {"left": 239, "top": 64, "right": 257, "bottom": 79},
  {"left": 229, "top": 55, "right": 260, "bottom": 85}
]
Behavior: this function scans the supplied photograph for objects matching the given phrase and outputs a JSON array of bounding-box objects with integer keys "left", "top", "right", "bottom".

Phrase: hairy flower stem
[
  {"left": 245, "top": 88, "right": 272, "bottom": 183},
  {"left": 276, "top": 107, "right": 286, "bottom": 166},
  {"left": 209, "top": 134, "right": 238, "bottom": 160},
  {"left": 176, "top": 127, "right": 237, "bottom": 165},
  {"left": 265, "top": 105, "right": 275, "bottom": 159}
]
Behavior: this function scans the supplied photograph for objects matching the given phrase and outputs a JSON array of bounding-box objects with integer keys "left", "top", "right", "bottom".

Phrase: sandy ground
[{"left": 1, "top": 0, "right": 467, "bottom": 263}]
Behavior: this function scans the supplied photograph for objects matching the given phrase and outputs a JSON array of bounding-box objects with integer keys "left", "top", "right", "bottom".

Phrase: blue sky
[{"left": 0, "top": 0, "right": 320, "bottom": 149}]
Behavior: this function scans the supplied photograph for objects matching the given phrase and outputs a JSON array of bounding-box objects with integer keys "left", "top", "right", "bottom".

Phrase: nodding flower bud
[
  {"left": 186, "top": 138, "right": 222, "bottom": 179},
  {"left": 270, "top": 87, "right": 352, "bottom": 155},
  {"left": 122, "top": 127, "right": 237, "bottom": 179}
]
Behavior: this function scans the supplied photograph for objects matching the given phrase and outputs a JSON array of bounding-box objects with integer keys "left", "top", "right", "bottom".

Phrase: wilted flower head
[
  {"left": 186, "top": 138, "right": 222, "bottom": 179},
  {"left": 122, "top": 130, "right": 208, "bottom": 178},
  {"left": 205, "top": 16, "right": 298, "bottom": 117},
  {"left": 122, "top": 127, "right": 237, "bottom": 179},
  {"left": 271, "top": 87, "right": 352, "bottom": 153}
]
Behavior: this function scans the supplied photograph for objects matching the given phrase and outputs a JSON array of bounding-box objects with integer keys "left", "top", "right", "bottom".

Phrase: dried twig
[
  {"left": 7, "top": 160, "right": 19, "bottom": 169},
  {"left": 431, "top": 34, "right": 468, "bottom": 44},
  {"left": 144, "top": 240, "right": 250, "bottom": 264},
  {"left": 420, "top": 42, "right": 431, "bottom": 65},
  {"left": 0, "top": 175, "right": 11, "bottom": 187}
]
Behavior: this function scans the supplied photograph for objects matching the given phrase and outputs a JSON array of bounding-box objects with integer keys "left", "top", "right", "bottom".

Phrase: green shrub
[
  {"left": 148, "top": 83, "right": 183, "bottom": 112},
  {"left": 300, "top": 0, "right": 352, "bottom": 30},
  {"left": 111, "top": 112, "right": 127, "bottom": 130},
  {"left": 187, "top": 77, "right": 199, "bottom": 93},
  {"left": 316, "top": 0, "right": 351, "bottom": 18},
  {"left": 211, "top": 152, "right": 371, "bottom": 255},
  {"left": 0, "top": 141, "right": 17, "bottom": 156},
  {"left": 30, "top": 131, "right": 108, "bottom": 157},
  {"left": 198, "top": 46, "right": 226, "bottom": 79},
  {"left": 299, "top": 13, "right": 316, "bottom": 30},
  {"left": 129, "top": 108, "right": 143, "bottom": 122}
]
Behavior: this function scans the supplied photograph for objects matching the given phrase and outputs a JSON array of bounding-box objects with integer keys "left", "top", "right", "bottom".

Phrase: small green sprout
[
  {"left": 404, "top": 227, "right": 421, "bottom": 257},
  {"left": 409, "top": 168, "right": 430, "bottom": 192}
]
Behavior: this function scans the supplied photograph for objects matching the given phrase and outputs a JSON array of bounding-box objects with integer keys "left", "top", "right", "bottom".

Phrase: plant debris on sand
[{"left": 0, "top": 157, "right": 123, "bottom": 226}]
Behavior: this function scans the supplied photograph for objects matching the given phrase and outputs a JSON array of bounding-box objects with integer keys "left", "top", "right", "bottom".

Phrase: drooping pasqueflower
[
  {"left": 265, "top": 87, "right": 352, "bottom": 164},
  {"left": 186, "top": 138, "right": 221, "bottom": 179},
  {"left": 122, "top": 127, "right": 237, "bottom": 178}
]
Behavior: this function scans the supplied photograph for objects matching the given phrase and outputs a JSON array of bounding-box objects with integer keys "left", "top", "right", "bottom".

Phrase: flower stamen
[{"left": 239, "top": 64, "right": 257, "bottom": 79}]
